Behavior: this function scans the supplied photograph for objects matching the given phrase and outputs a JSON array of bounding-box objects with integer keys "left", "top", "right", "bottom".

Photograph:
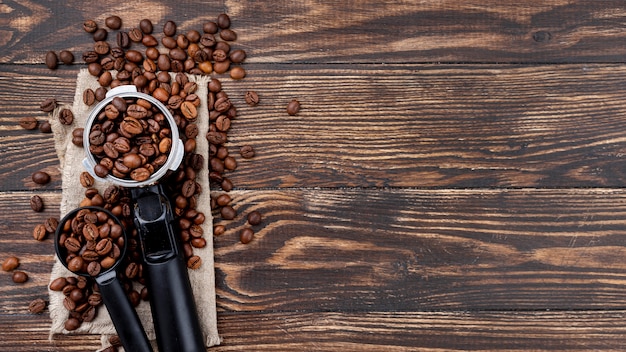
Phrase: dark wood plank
[
  {"left": 3, "top": 1, "right": 626, "bottom": 64},
  {"left": 5, "top": 189, "right": 626, "bottom": 314},
  {"left": 4, "top": 64, "right": 626, "bottom": 190},
  {"left": 2, "top": 310, "right": 626, "bottom": 351}
]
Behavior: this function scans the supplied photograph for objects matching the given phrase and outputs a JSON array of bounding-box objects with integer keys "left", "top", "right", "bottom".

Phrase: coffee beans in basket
[{"left": 87, "top": 96, "right": 173, "bottom": 182}]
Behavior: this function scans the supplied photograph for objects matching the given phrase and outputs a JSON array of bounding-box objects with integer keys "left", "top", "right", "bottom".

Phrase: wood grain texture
[
  {"left": 2, "top": 311, "right": 626, "bottom": 351},
  {"left": 3, "top": 1, "right": 626, "bottom": 64},
  {"left": 4, "top": 64, "right": 626, "bottom": 190}
]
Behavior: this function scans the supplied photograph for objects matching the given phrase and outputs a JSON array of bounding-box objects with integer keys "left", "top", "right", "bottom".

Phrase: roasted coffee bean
[
  {"left": 32, "top": 171, "right": 51, "bottom": 185},
  {"left": 247, "top": 211, "right": 262, "bottom": 225},
  {"left": 217, "top": 13, "right": 231, "bottom": 29},
  {"left": 240, "top": 145, "right": 255, "bottom": 159},
  {"left": 142, "top": 34, "right": 158, "bottom": 47},
  {"left": 71, "top": 128, "right": 84, "bottom": 146},
  {"left": 105, "top": 15, "right": 122, "bottom": 30},
  {"left": 83, "top": 20, "right": 98, "bottom": 33},
  {"left": 45, "top": 51, "right": 58, "bottom": 69},
  {"left": 95, "top": 87, "right": 107, "bottom": 101},
  {"left": 12, "top": 271, "right": 28, "bottom": 283},
  {"left": 139, "top": 18, "right": 153, "bottom": 34},
  {"left": 87, "top": 261, "right": 101, "bottom": 276},
  {"left": 94, "top": 41, "right": 110, "bottom": 55},
  {"left": 287, "top": 99, "right": 301, "bottom": 115},
  {"left": 221, "top": 177, "right": 234, "bottom": 191},
  {"left": 59, "top": 108, "right": 74, "bottom": 125},
  {"left": 82, "top": 305, "right": 97, "bottom": 322},
  {"left": 93, "top": 28, "right": 108, "bottom": 41},
  {"left": 163, "top": 20, "right": 177, "bottom": 36},
  {"left": 88, "top": 293, "right": 103, "bottom": 306},
  {"left": 220, "top": 28, "right": 237, "bottom": 41},
  {"left": 33, "top": 224, "right": 47, "bottom": 241},
  {"left": 49, "top": 277, "right": 67, "bottom": 291},
  {"left": 220, "top": 205, "right": 236, "bottom": 220},
  {"left": 44, "top": 217, "right": 59, "bottom": 233},
  {"left": 224, "top": 156, "right": 237, "bottom": 170},
  {"left": 82, "top": 50, "right": 99, "bottom": 64},
  {"left": 29, "top": 298, "right": 47, "bottom": 314},
  {"left": 39, "top": 121, "right": 52, "bottom": 133},
  {"left": 19, "top": 117, "right": 38, "bottom": 130},
  {"left": 187, "top": 255, "right": 202, "bottom": 269},
  {"left": 240, "top": 228, "right": 254, "bottom": 244},
  {"left": 2, "top": 256, "right": 19, "bottom": 271},
  {"left": 79, "top": 172, "right": 94, "bottom": 188},
  {"left": 230, "top": 49, "right": 246, "bottom": 63},
  {"left": 213, "top": 60, "right": 230, "bottom": 74},
  {"left": 128, "top": 27, "right": 143, "bottom": 42},
  {"left": 65, "top": 317, "right": 81, "bottom": 331},
  {"left": 30, "top": 195, "right": 44, "bottom": 212},
  {"left": 83, "top": 88, "right": 96, "bottom": 106},
  {"left": 40, "top": 98, "right": 57, "bottom": 112},
  {"left": 59, "top": 50, "right": 74, "bottom": 65},
  {"left": 213, "top": 224, "right": 225, "bottom": 236},
  {"left": 87, "top": 62, "right": 103, "bottom": 76},
  {"left": 230, "top": 66, "right": 245, "bottom": 80},
  {"left": 245, "top": 91, "right": 259, "bottom": 106},
  {"left": 117, "top": 31, "right": 131, "bottom": 48},
  {"left": 203, "top": 21, "right": 218, "bottom": 34}
]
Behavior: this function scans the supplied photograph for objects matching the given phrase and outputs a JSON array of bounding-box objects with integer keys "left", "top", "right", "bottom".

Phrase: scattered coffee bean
[
  {"left": 59, "top": 108, "right": 74, "bottom": 125},
  {"left": 240, "top": 228, "right": 254, "bottom": 244},
  {"left": 287, "top": 99, "right": 301, "bottom": 115},
  {"left": 163, "top": 20, "right": 177, "bottom": 36},
  {"left": 28, "top": 298, "right": 47, "bottom": 314},
  {"left": 12, "top": 271, "right": 28, "bottom": 284},
  {"left": 39, "top": 121, "right": 52, "bottom": 133},
  {"left": 245, "top": 91, "right": 259, "bottom": 106},
  {"left": 83, "top": 20, "right": 98, "bottom": 33},
  {"left": 93, "top": 28, "right": 108, "bottom": 41},
  {"left": 33, "top": 224, "right": 47, "bottom": 241},
  {"left": 105, "top": 15, "right": 122, "bottom": 30},
  {"left": 217, "top": 13, "right": 231, "bottom": 29},
  {"left": 247, "top": 211, "right": 262, "bottom": 225},
  {"left": 230, "top": 66, "right": 245, "bottom": 80},
  {"left": 83, "top": 88, "right": 96, "bottom": 106},
  {"left": 19, "top": 117, "right": 38, "bottom": 130},
  {"left": 220, "top": 205, "right": 237, "bottom": 220},
  {"left": 45, "top": 51, "right": 58, "bottom": 69},
  {"left": 40, "top": 98, "right": 57, "bottom": 113},
  {"left": 240, "top": 145, "right": 255, "bottom": 159},
  {"left": 30, "top": 195, "right": 44, "bottom": 212},
  {"left": 59, "top": 50, "right": 74, "bottom": 64},
  {"left": 32, "top": 171, "right": 51, "bottom": 185},
  {"left": 2, "top": 256, "right": 19, "bottom": 271}
]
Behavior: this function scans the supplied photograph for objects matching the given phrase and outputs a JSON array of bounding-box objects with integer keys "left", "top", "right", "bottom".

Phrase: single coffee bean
[
  {"left": 93, "top": 28, "right": 108, "bottom": 41},
  {"left": 29, "top": 298, "right": 47, "bottom": 314},
  {"left": 87, "top": 261, "right": 101, "bottom": 276},
  {"left": 117, "top": 31, "right": 131, "bottom": 48},
  {"left": 187, "top": 255, "right": 202, "bottom": 269},
  {"left": 287, "top": 99, "right": 301, "bottom": 115},
  {"left": 49, "top": 277, "right": 67, "bottom": 291},
  {"left": 39, "top": 121, "right": 52, "bottom": 133},
  {"left": 19, "top": 116, "right": 38, "bottom": 130},
  {"left": 216, "top": 194, "right": 231, "bottom": 206},
  {"left": 203, "top": 21, "right": 218, "bottom": 34},
  {"left": 59, "top": 108, "right": 74, "bottom": 125},
  {"left": 45, "top": 51, "right": 58, "bottom": 69},
  {"left": 30, "top": 195, "right": 44, "bottom": 212},
  {"left": 220, "top": 28, "right": 237, "bottom": 41},
  {"left": 59, "top": 50, "right": 74, "bottom": 64},
  {"left": 128, "top": 27, "right": 143, "bottom": 42},
  {"left": 230, "top": 66, "right": 245, "bottom": 80},
  {"left": 94, "top": 41, "right": 110, "bottom": 55},
  {"left": 2, "top": 256, "right": 19, "bottom": 271},
  {"left": 163, "top": 20, "right": 177, "bottom": 36},
  {"left": 217, "top": 13, "right": 231, "bottom": 29},
  {"left": 44, "top": 217, "right": 59, "bottom": 233},
  {"left": 83, "top": 20, "right": 98, "bottom": 33},
  {"left": 88, "top": 293, "right": 103, "bottom": 306},
  {"left": 82, "top": 305, "right": 97, "bottom": 322},
  {"left": 240, "top": 145, "right": 255, "bottom": 159},
  {"left": 79, "top": 171, "right": 95, "bottom": 188},
  {"left": 221, "top": 177, "right": 234, "bottom": 191},
  {"left": 240, "top": 228, "right": 254, "bottom": 244},
  {"left": 105, "top": 15, "right": 122, "bottom": 30},
  {"left": 40, "top": 97, "right": 57, "bottom": 112},
  {"left": 230, "top": 49, "right": 246, "bottom": 63},
  {"left": 221, "top": 205, "right": 236, "bottom": 220},
  {"left": 223, "top": 156, "right": 237, "bottom": 170},
  {"left": 213, "top": 224, "right": 225, "bottom": 236},
  {"left": 247, "top": 211, "right": 262, "bottom": 225},
  {"left": 244, "top": 91, "right": 259, "bottom": 107},
  {"left": 32, "top": 171, "right": 51, "bottom": 185},
  {"left": 64, "top": 317, "right": 81, "bottom": 331},
  {"left": 12, "top": 270, "right": 28, "bottom": 283},
  {"left": 83, "top": 88, "right": 96, "bottom": 106},
  {"left": 142, "top": 34, "right": 158, "bottom": 47},
  {"left": 139, "top": 18, "right": 153, "bottom": 34}
]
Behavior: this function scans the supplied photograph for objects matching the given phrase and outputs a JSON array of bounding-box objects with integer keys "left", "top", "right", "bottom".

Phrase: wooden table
[{"left": 2, "top": 1, "right": 626, "bottom": 350}]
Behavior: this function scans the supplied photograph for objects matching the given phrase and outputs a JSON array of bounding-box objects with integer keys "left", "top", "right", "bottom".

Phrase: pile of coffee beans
[
  {"left": 86, "top": 96, "right": 179, "bottom": 181},
  {"left": 48, "top": 276, "right": 105, "bottom": 331}
]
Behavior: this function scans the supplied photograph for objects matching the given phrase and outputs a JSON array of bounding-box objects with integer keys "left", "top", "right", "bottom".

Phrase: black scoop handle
[
  {"left": 132, "top": 185, "right": 205, "bottom": 352},
  {"left": 96, "top": 271, "right": 153, "bottom": 352}
]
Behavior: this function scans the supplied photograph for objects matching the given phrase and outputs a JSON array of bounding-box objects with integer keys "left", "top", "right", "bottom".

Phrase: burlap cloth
[{"left": 47, "top": 69, "right": 220, "bottom": 351}]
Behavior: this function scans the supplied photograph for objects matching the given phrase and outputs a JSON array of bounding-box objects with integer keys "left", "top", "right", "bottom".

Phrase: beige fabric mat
[{"left": 47, "top": 69, "right": 220, "bottom": 350}]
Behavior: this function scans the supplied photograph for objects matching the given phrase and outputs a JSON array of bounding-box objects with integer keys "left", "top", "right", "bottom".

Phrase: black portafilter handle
[{"left": 131, "top": 185, "right": 205, "bottom": 352}]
